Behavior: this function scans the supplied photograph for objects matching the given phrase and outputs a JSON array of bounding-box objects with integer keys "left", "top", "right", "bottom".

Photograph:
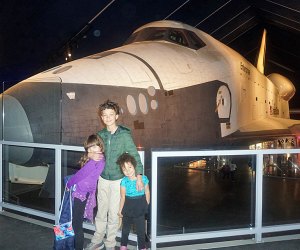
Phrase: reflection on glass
[
  {"left": 3, "top": 81, "right": 61, "bottom": 144},
  {"left": 263, "top": 153, "right": 300, "bottom": 226},
  {"left": 0, "top": 84, "right": 2, "bottom": 140},
  {"left": 2, "top": 145, "right": 55, "bottom": 213},
  {"left": 61, "top": 150, "right": 83, "bottom": 189},
  {"left": 263, "top": 153, "right": 300, "bottom": 178},
  {"left": 157, "top": 155, "right": 256, "bottom": 236}
]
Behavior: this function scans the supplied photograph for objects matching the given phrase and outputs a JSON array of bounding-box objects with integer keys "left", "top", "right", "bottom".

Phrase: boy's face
[
  {"left": 101, "top": 108, "right": 118, "bottom": 127},
  {"left": 122, "top": 162, "right": 135, "bottom": 178}
]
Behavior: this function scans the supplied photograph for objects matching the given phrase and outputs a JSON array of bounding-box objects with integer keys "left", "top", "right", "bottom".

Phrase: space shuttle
[{"left": 2, "top": 20, "right": 300, "bottom": 167}]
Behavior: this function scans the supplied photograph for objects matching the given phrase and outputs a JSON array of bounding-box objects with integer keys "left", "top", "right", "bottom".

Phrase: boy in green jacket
[{"left": 86, "top": 100, "right": 144, "bottom": 250}]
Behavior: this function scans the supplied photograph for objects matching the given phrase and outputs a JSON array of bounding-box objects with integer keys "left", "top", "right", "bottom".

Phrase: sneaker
[
  {"left": 120, "top": 246, "right": 127, "bottom": 250},
  {"left": 84, "top": 241, "right": 105, "bottom": 250}
]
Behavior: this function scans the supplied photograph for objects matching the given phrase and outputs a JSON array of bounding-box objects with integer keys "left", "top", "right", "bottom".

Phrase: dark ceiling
[{"left": 1, "top": 0, "right": 300, "bottom": 107}]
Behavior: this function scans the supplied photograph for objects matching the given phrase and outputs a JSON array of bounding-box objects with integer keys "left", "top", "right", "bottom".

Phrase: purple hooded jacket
[{"left": 67, "top": 159, "right": 105, "bottom": 222}]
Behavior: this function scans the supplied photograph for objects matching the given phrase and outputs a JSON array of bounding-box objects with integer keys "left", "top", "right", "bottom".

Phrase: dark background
[{"left": 1, "top": 0, "right": 299, "bottom": 108}]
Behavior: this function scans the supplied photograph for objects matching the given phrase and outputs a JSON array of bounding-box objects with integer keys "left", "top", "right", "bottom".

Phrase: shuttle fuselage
[{"left": 2, "top": 20, "right": 299, "bottom": 165}]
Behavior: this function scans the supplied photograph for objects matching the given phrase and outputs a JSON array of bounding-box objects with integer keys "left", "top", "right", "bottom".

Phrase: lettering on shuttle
[{"left": 240, "top": 62, "right": 250, "bottom": 76}]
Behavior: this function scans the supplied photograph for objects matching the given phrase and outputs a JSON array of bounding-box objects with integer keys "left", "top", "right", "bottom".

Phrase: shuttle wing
[{"left": 238, "top": 117, "right": 300, "bottom": 134}]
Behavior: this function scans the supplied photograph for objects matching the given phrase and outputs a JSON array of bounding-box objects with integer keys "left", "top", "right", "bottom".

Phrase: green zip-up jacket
[{"left": 98, "top": 125, "right": 143, "bottom": 180}]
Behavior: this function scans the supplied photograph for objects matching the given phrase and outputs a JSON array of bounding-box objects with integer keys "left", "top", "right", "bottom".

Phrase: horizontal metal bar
[{"left": 1, "top": 202, "right": 54, "bottom": 220}]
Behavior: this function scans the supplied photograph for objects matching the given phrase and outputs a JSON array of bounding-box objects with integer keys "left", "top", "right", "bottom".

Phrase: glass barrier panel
[
  {"left": 0, "top": 81, "right": 3, "bottom": 140},
  {"left": 263, "top": 153, "right": 300, "bottom": 226},
  {"left": 156, "top": 154, "right": 256, "bottom": 236},
  {"left": 61, "top": 150, "right": 83, "bottom": 186},
  {"left": 0, "top": 81, "right": 15, "bottom": 140},
  {"left": 2, "top": 145, "right": 55, "bottom": 213},
  {"left": 2, "top": 80, "right": 61, "bottom": 144}
]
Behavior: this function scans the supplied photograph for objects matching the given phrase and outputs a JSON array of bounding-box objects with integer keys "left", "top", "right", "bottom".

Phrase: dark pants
[
  {"left": 121, "top": 215, "right": 145, "bottom": 249},
  {"left": 72, "top": 197, "right": 87, "bottom": 250}
]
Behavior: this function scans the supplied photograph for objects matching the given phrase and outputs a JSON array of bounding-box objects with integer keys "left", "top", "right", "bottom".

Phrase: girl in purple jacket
[{"left": 67, "top": 134, "right": 105, "bottom": 250}]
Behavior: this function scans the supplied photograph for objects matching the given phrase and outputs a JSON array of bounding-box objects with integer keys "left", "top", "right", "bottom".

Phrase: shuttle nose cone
[{"left": 2, "top": 94, "right": 34, "bottom": 164}]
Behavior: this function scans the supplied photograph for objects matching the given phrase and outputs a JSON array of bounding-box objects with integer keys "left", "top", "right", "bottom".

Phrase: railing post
[
  {"left": 0, "top": 143, "right": 2, "bottom": 212},
  {"left": 151, "top": 151, "right": 158, "bottom": 250},
  {"left": 255, "top": 151, "right": 264, "bottom": 242},
  {"left": 139, "top": 151, "right": 145, "bottom": 175},
  {"left": 55, "top": 147, "right": 62, "bottom": 224}
]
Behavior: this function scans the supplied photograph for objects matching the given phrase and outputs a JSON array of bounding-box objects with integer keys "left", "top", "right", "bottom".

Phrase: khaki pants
[{"left": 91, "top": 176, "right": 121, "bottom": 248}]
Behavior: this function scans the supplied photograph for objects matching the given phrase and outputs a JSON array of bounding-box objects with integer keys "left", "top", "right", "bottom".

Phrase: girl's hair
[
  {"left": 116, "top": 152, "right": 137, "bottom": 171},
  {"left": 79, "top": 134, "right": 104, "bottom": 167},
  {"left": 98, "top": 99, "right": 120, "bottom": 115}
]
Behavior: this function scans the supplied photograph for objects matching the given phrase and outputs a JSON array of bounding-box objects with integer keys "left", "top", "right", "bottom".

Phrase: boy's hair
[
  {"left": 117, "top": 152, "right": 137, "bottom": 170},
  {"left": 99, "top": 100, "right": 120, "bottom": 115},
  {"left": 79, "top": 134, "right": 104, "bottom": 167}
]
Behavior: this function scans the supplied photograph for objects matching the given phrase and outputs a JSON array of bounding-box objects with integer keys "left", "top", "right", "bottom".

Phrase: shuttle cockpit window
[
  {"left": 185, "top": 31, "right": 206, "bottom": 50},
  {"left": 124, "top": 27, "right": 206, "bottom": 50},
  {"left": 168, "top": 30, "right": 188, "bottom": 46},
  {"left": 124, "top": 28, "right": 167, "bottom": 44}
]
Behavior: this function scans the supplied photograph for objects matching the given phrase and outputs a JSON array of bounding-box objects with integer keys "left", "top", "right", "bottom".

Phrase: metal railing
[
  {"left": 0, "top": 140, "right": 143, "bottom": 240},
  {"left": 1, "top": 141, "right": 300, "bottom": 249},
  {"left": 150, "top": 148, "right": 300, "bottom": 249}
]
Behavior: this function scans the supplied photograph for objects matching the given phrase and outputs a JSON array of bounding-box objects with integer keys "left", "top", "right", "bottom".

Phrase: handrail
[
  {"left": 1, "top": 141, "right": 300, "bottom": 249},
  {"left": 151, "top": 148, "right": 300, "bottom": 250}
]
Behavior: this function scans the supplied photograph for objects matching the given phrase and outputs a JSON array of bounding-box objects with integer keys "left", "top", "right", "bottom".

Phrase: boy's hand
[
  {"left": 136, "top": 175, "right": 144, "bottom": 191},
  {"left": 88, "top": 152, "right": 104, "bottom": 161},
  {"left": 118, "top": 216, "right": 123, "bottom": 229}
]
